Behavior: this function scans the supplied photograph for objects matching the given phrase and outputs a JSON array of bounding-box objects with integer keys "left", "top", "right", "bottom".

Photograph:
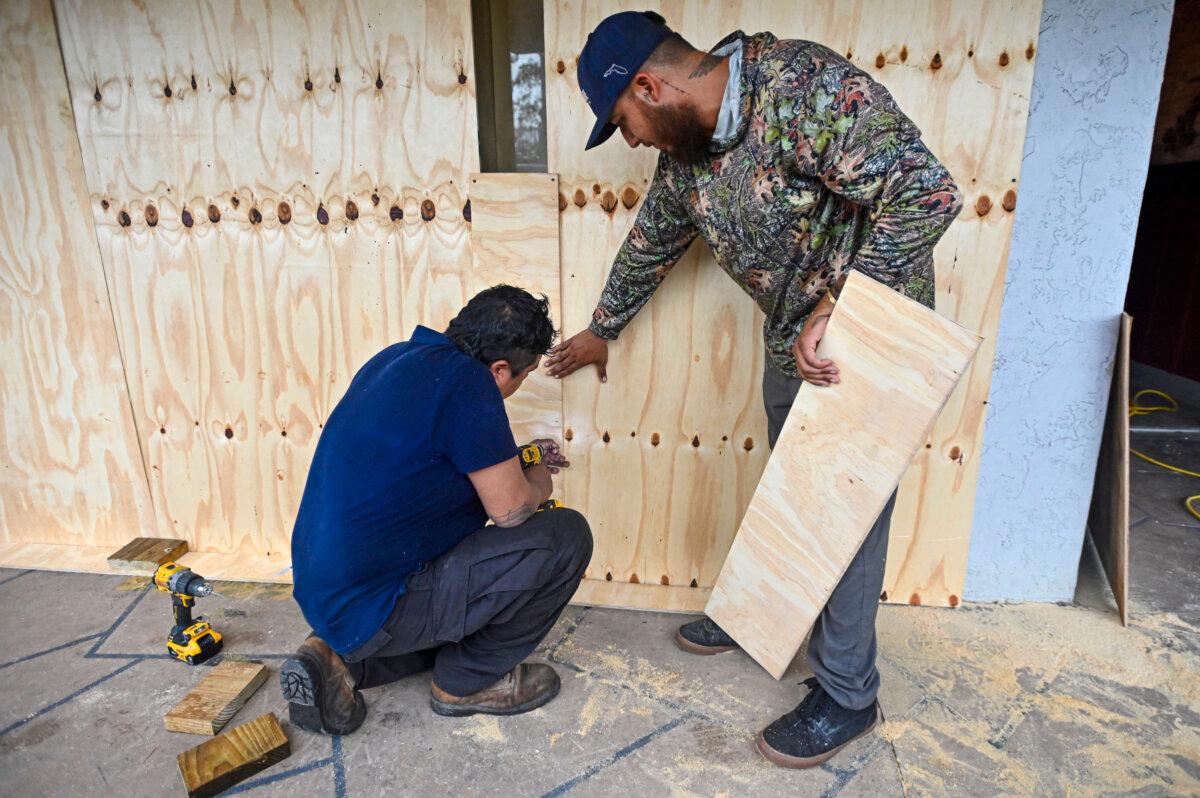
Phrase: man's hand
[
  {"left": 528, "top": 438, "right": 570, "bottom": 474},
  {"left": 793, "top": 311, "right": 840, "bottom": 387},
  {"left": 545, "top": 329, "right": 609, "bottom": 381},
  {"left": 524, "top": 462, "right": 553, "bottom": 503}
]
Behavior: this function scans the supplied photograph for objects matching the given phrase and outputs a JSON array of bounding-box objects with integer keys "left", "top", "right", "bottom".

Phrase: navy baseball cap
[{"left": 578, "top": 11, "right": 670, "bottom": 150}]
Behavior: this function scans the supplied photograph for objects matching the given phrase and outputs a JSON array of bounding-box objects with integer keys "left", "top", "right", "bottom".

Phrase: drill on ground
[{"left": 153, "top": 562, "right": 223, "bottom": 664}]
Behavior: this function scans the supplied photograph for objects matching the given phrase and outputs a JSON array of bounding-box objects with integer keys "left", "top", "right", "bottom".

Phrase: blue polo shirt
[{"left": 291, "top": 326, "right": 518, "bottom": 654}]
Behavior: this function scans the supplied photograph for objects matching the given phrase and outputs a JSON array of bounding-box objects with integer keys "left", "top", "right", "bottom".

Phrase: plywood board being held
[
  {"left": 165, "top": 660, "right": 269, "bottom": 735},
  {"left": 1086, "top": 312, "right": 1131, "bottom": 625},
  {"left": 177, "top": 712, "right": 289, "bottom": 798},
  {"left": 107, "top": 537, "right": 188, "bottom": 574},
  {"left": 706, "top": 272, "right": 981, "bottom": 678}
]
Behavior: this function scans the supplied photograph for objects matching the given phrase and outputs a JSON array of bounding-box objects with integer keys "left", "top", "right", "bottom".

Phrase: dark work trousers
[
  {"left": 341, "top": 507, "right": 593, "bottom": 697},
  {"left": 762, "top": 360, "right": 896, "bottom": 711}
]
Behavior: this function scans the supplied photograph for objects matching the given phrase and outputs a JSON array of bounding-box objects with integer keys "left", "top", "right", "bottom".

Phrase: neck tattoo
[{"left": 688, "top": 53, "right": 723, "bottom": 80}]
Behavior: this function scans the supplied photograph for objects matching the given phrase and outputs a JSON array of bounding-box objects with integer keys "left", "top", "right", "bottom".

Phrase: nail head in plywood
[
  {"left": 165, "top": 660, "right": 270, "bottom": 735},
  {"left": 107, "top": 537, "right": 189, "bottom": 574},
  {"left": 706, "top": 273, "right": 980, "bottom": 678},
  {"left": 176, "top": 712, "right": 290, "bottom": 798}
]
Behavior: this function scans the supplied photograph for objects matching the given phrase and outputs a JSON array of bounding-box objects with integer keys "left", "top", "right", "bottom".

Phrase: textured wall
[{"left": 966, "top": 0, "right": 1175, "bottom": 602}]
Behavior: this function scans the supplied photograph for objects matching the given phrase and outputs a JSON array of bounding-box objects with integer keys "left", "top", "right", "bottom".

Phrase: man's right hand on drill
[
  {"left": 527, "top": 439, "right": 570, "bottom": 473},
  {"left": 545, "top": 329, "right": 609, "bottom": 381}
]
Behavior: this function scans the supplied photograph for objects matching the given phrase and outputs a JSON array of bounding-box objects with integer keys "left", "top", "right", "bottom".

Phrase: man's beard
[{"left": 652, "top": 103, "right": 712, "bottom": 166}]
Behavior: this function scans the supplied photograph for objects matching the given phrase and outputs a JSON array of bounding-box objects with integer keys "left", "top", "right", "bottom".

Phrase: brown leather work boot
[
  {"left": 280, "top": 635, "right": 367, "bottom": 735},
  {"left": 429, "top": 663, "right": 561, "bottom": 717}
]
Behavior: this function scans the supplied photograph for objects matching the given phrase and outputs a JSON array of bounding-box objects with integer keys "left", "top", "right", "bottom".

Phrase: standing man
[
  {"left": 284, "top": 285, "right": 592, "bottom": 734},
  {"left": 545, "top": 12, "right": 962, "bottom": 768}
]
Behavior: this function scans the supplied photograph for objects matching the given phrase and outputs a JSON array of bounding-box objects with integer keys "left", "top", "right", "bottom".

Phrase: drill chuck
[{"left": 167, "top": 567, "right": 214, "bottom": 598}]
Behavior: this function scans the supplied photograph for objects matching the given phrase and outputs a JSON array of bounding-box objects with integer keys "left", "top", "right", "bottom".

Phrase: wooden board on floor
[
  {"left": 177, "top": 712, "right": 290, "bottom": 798},
  {"left": 546, "top": 0, "right": 1042, "bottom": 611},
  {"left": 165, "top": 660, "right": 270, "bottom": 736},
  {"left": 107, "top": 537, "right": 188, "bottom": 574},
  {"left": 468, "top": 173, "right": 563, "bottom": 445},
  {"left": 0, "top": 0, "right": 153, "bottom": 552},
  {"left": 706, "top": 273, "right": 981, "bottom": 678},
  {"left": 1087, "top": 313, "right": 1131, "bottom": 625}
]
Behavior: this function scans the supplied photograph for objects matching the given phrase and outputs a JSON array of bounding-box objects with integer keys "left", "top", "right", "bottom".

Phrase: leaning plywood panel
[
  {"left": 706, "top": 272, "right": 980, "bottom": 678},
  {"left": 0, "top": 0, "right": 153, "bottom": 556},
  {"left": 468, "top": 173, "right": 563, "bottom": 445},
  {"left": 53, "top": 0, "right": 478, "bottom": 571},
  {"left": 545, "top": 1, "right": 1042, "bottom": 610},
  {"left": 1087, "top": 313, "right": 1130, "bottom": 626}
]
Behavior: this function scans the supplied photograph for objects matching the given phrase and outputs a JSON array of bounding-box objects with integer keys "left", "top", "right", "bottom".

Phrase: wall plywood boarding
[
  {"left": 54, "top": 0, "right": 479, "bottom": 564},
  {"left": 0, "top": 0, "right": 153, "bottom": 555},
  {"left": 468, "top": 173, "right": 562, "bottom": 446},
  {"left": 545, "top": 0, "right": 1042, "bottom": 609},
  {"left": 707, "top": 273, "right": 980, "bottom": 678}
]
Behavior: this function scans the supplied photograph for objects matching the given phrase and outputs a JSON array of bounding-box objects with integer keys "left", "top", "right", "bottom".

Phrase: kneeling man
[{"left": 282, "top": 285, "right": 592, "bottom": 734}]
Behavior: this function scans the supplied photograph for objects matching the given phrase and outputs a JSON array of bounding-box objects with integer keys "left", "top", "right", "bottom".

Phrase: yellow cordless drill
[
  {"left": 153, "top": 562, "right": 223, "bottom": 665},
  {"left": 519, "top": 443, "right": 564, "bottom": 512}
]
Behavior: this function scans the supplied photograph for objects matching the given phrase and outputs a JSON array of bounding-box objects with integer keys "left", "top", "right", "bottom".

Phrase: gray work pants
[
  {"left": 343, "top": 507, "right": 593, "bottom": 696},
  {"left": 762, "top": 361, "right": 895, "bottom": 711}
]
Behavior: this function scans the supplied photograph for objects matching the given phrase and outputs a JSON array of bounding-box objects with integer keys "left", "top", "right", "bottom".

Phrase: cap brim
[{"left": 585, "top": 113, "right": 618, "bottom": 150}]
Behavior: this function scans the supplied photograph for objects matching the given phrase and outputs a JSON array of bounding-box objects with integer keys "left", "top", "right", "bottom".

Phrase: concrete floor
[{"left": 2, "top": 395, "right": 1198, "bottom": 796}]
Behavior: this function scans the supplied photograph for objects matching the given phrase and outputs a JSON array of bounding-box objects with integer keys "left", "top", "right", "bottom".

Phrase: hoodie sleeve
[
  {"left": 783, "top": 51, "right": 963, "bottom": 306},
  {"left": 588, "top": 156, "right": 700, "bottom": 339}
]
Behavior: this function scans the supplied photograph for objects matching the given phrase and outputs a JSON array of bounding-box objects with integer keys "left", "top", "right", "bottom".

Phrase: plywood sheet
[
  {"left": 0, "top": 0, "right": 153, "bottom": 550},
  {"left": 165, "top": 660, "right": 270, "bottom": 736},
  {"left": 0, "top": 541, "right": 121, "bottom": 574},
  {"left": 706, "top": 273, "right": 980, "bottom": 678},
  {"left": 107, "top": 537, "right": 188, "bottom": 574},
  {"left": 545, "top": 0, "right": 1042, "bottom": 609},
  {"left": 53, "top": 0, "right": 479, "bottom": 561},
  {"left": 176, "top": 712, "right": 289, "bottom": 798},
  {"left": 468, "top": 173, "right": 562, "bottom": 445},
  {"left": 1087, "top": 313, "right": 1130, "bottom": 625},
  {"left": 571, "top": 577, "right": 709, "bottom": 613}
]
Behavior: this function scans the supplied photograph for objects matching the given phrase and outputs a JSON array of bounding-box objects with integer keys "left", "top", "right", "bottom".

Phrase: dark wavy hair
[{"left": 444, "top": 285, "right": 557, "bottom": 374}]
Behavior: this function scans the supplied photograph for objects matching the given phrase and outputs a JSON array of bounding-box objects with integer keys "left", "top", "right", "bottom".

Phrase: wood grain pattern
[
  {"left": 1087, "top": 313, "right": 1130, "bottom": 626},
  {"left": 165, "top": 660, "right": 269, "bottom": 736},
  {"left": 107, "top": 537, "right": 188, "bottom": 574},
  {"left": 53, "top": 0, "right": 479, "bottom": 561},
  {"left": 0, "top": 541, "right": 120, "bottom": 574},
  {"left": 545, "top": 1, "right": 1042, "bottom": 609},
  {"left": 706, "top": 272, "right": 980, "bottom": 678},
  {"left": 0, "top": 0, "right": 153, "bottom": 551},
  {"left": 176, "top": 712, "right": 289, "bottom": 798},
  {"left": 468, "top": 173, "right": 562, "bottom": 445}
]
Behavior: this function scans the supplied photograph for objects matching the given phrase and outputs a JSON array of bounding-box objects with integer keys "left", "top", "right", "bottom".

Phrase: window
[{"left": 472, "top": 0, "right": 548, "bottom": 172}]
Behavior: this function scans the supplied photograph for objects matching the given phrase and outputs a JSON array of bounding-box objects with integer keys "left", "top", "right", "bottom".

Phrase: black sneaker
[
  {"left": 756, "top": 677, "right": 882, "bottom": 768},
  {"left": 280, "top": 635, "right": 367, "bottom": 735},
  {"left": 674, "top": 617, "right": 740, "bottom": 655}
]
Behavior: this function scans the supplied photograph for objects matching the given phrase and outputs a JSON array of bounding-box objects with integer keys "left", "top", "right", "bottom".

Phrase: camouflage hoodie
[{"left": 587, "top": 31, "right": 964, "bottom": 377}]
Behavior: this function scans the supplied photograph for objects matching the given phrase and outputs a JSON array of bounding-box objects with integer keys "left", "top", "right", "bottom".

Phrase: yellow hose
[{"left": 1129, "top": 390, "right": 1200, "bottom": 522}]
